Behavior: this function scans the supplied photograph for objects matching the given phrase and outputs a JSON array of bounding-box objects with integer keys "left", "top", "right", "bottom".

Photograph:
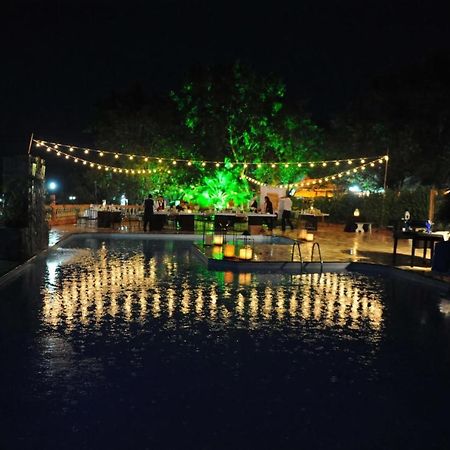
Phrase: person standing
[
  {"left": 264, "top": 196, "right": 273, "bottom": 214},
  {"left": 156, "top": 195, "right": 166, "bottom": 211},
  {"left": 264, "top": 195, "right": 274, "bottom": 230},
  {"left": 280, "top": 194, "right": 294, "bottom": 232},
  {"left": 143, "top": 193, "right": 154, "bottom": 232}
]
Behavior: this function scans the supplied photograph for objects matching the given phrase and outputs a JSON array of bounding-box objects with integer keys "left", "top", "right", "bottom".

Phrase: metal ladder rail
[
  {"left": 310, "top": 242, "right": 324, "bottom": 272},
  {"left": 291, "top": 240, "right": 304, "bottom": 273}
]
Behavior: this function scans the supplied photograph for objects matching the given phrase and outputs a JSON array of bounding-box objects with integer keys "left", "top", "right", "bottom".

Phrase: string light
[
  {"left": 32, "top": 139, "right": 387, "bottom": 180},
  {"left": 33, "top": 139, "right": 387, "bottom": 169},
  {"left": 242, "top": 155, "right": 386, "bottom": 189}
]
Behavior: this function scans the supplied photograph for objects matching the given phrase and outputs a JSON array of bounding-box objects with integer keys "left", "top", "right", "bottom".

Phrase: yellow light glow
[
  {"left": 239, "top": 246, "right": 253, "bottom": 260},
  {"left": 223, "top": 244, "right": 235, "bottom": 258}
]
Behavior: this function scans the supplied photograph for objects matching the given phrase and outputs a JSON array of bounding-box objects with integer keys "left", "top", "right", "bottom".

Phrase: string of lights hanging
[
  {"left": 241, "top": 156, "right": 389, "bottom": 189},
  {"left": 32, "top": 138, "right": 386, "bottom": 168}
]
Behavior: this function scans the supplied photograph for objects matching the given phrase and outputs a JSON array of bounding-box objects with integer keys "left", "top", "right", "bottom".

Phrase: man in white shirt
[{"left": 279, "top": 195, "right": 294, "bottom": 232}]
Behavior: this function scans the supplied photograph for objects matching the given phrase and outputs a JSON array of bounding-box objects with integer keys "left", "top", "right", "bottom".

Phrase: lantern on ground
[
  {"left": 239, "top": 246, "right": 253, "bottom": 260},
  {"left": 224, "top": 243, "right": 235, "bottom": 258}
]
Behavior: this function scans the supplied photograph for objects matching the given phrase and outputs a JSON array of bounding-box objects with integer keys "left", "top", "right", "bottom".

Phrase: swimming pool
[{"left": 0, "top": 236, "right": 449, "bottom": 449}]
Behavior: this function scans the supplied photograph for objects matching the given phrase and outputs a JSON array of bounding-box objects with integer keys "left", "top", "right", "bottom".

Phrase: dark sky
[{"left": 2, "top": 0, "right": 450, "bottom": 156}]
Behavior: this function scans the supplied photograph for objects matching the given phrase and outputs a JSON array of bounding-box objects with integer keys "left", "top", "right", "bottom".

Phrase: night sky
[{"left": 2, "top": 0, "right": 450, "bottom": 156}]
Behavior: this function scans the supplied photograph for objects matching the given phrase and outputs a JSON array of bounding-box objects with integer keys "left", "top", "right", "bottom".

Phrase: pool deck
[{"left": 1, "top": 222, "right": 449, "bottom": 284}]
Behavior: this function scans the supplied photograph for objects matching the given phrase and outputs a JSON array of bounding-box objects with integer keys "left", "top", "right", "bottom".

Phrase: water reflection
[{"left": 42, "top": 243, "right": 384, "bottom": 333}]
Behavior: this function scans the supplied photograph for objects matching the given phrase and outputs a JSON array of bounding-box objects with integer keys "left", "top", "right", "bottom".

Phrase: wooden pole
[
  {"left": 380, "top": 149, "right": 389, "bottom": 228},
  {"left": 428, "top": 188, "right": 438, "bottom": 222},
  {"left": 27, "top": 132, "right": 34, "bottom": 154},
  {"left": 383, "top": 150, "right": 389, "bottom": 192}
]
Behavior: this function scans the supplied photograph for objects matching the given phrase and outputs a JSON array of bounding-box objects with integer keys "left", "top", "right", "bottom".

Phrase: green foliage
[
  {"left": 183, "top": 166, "right": 252, "bottom": 209},
  {"left": 313, "top": 188, "right": 430, "bottom": 226},
  {"left": 171, "top": 62, "right": 322, "bottom": 186},
  {"left": 88, "top": 84, "right": 200, "bottom": 202}
]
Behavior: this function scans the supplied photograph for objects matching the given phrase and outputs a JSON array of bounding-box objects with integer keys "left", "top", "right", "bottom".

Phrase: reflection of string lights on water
[{"left": 42, "top": 248, "right": 384, "bottom": 332}]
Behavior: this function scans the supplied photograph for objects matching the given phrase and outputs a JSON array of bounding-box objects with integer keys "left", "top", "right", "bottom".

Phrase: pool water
[{"left": 0, "top": 237, "right": 449, "bottom": 450}]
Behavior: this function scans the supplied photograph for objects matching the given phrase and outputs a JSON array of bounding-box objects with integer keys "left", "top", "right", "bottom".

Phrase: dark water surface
[{"left": 1, "top": 237, "right": 449, "bottom": 450}]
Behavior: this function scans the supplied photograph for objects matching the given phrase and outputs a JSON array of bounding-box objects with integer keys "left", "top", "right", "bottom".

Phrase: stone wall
[{"left": 0, "top": 155, "right": 48, "bottom": 262}]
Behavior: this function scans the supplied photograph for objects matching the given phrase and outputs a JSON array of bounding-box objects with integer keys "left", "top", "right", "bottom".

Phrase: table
[
  {"left": 214, "top": 213, "right": 238, "bottom": 231},
  {"left": 97, "top": 211, "right": 122, "bottom": 228},
  {"left": 177, "top": 213, "right": 195, "bottom": 231},
  {"left": 355, "top": 222, "right": 373, "bottom": 233},
  {"left": 299, "top": 213, "right": 329, "bottom": 231},
  {"left": 148, "top": 213, "right": 167, "bottom": 231},
  {"left": 247, "top": 213, "right": 277, "bottom": 226},
  {"left": 393, "top": 231, "right": 444, "bottom": 266}
]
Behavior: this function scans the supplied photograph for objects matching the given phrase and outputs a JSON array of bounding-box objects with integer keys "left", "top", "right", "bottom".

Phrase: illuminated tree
[
  {"left": 183, "top": 163, "right": 252, "bottom": 209},
  {"left": 171, "top": 63, "right": 322, "bottom": 186},
  {"left": 90, "top": 84, "right": 200, "bottom": 202}
]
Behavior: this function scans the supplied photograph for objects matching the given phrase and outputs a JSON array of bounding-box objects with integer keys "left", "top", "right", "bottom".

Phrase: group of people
[
  {"left": 251, "top": 194, "right": 294, "bottom": 232},
  {"left": 143, "top": 192, "right": 295, "bottom": 233},
  {"left": 143, "top": 193, "right": 189, "bottom": 232}
]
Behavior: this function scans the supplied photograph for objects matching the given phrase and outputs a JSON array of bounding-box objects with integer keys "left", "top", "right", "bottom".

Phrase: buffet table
[
  {"left": 97, "top": 211, "right": 122, "bottom": 228},
  {"left": 149, "top": 212, "right": 168, "bottom": 231},
  {"left": 177, "top": 213, "right": 196, "bottom": 231},
  {"left": 247, "top": 213, "right": 277, "bottom": 226},
  {"left": 214, "top": 213, "right": 238, "bottom": 231}
]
